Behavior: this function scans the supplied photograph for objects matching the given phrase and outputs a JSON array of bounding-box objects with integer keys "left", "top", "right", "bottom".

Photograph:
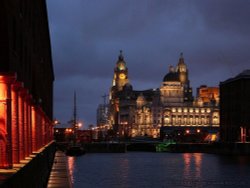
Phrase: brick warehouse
[{"left": 0, "top": 0, "right": 54, "bottom": 168}]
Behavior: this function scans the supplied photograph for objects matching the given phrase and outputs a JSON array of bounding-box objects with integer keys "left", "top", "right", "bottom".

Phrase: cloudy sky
[{"left": 46, "top": 0, "right": 250, "bottom": 127}]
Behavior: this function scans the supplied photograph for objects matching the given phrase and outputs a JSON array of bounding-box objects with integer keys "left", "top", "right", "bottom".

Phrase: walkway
[{"left": 47, "top": 151, "right": 72, "bottom": 188}]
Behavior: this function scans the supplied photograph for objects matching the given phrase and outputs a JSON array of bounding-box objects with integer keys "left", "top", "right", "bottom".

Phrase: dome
[{"left": 163, "top": 72, "right": 179, "bottom": 82}]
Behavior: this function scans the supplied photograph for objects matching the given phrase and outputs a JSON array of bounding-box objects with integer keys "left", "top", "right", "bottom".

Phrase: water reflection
[
  {"left": 183, "top": 153, "right": 202, "bottom": 179},
  {"left": 194, "top": 153, "right": 202, "bottom": 178},
  {"left": 67, "top": 156, "right": 75, "bottom": 184},
  {"left": 71, "top": 153, "right": 250, "bottom": 188},
  {"left": 118, "top": 158, "right": 129, "bottom": 184}
]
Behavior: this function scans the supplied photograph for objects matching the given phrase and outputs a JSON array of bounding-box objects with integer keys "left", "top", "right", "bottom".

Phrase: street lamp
[
  {"left": 53, "top": 119, "right": 60, "bottom": 126},
  {"left": 78, "top": 122, "right": 82, "bottom": 128}
]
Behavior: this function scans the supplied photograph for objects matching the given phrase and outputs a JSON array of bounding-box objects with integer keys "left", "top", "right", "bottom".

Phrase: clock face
[
  {"left": 180, "top": 67, "right": 186, "bottom": 72},
  {"left": 119, "top": 73, "right": 126, "bottom": 79},
  {"left": 118, "top": 64, "right": 125, "bottom": 70}
]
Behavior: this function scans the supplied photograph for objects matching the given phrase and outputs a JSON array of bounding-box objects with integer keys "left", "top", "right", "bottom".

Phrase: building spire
[
  {"left": 178, "top": 52, "right": 185, "bottom": 65},
  {"left": 118, "top": 50, "right": 124, "bottom": 61},
  {"left": 180, "top": 52, "right": 183, "bottom": 59}
]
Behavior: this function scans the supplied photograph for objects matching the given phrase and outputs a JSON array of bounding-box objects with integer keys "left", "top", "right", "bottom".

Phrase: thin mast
[
  {"left": 73, "top": 91, "right": 77, "bottom": 127},
  {"left": 73, "top": 91, "right": 77, "bottom": 144}
]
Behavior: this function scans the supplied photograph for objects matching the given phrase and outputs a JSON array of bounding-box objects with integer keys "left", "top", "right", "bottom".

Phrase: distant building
[
  {"left": 108, "top": 52, "right": 219, "bottom": 140},
  {"left": 196, "top": 85, "right": 219, "bottom": 106},
  {"left": 0, "top": 0, "right": 54, "bottom": 168},
  {"left": 96, "top": 104, "right": 109, "bottom": 126},
  {"left": 220, "top": 70, "right": 250, "bottom": 142},
  {"left": 54, "top": 127, "right": 96, "bottom": 143}
]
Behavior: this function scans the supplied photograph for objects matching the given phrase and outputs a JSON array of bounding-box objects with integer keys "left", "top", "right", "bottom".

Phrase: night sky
[{"left": 46, "top": 0, "right": 250, "bottom": 127}]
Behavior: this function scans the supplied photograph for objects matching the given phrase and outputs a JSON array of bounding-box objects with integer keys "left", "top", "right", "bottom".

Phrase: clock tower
[
  {"left": 109, "top": 50, "right": 130, "bottom": 132},
  {"left": 112, "top": 50, "right": 129, "bottom": 91}
]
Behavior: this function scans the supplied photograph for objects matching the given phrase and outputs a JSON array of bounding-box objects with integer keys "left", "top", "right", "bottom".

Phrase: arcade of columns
[{"left": 0, "top": 73, "right": 53, "bottom": 169}]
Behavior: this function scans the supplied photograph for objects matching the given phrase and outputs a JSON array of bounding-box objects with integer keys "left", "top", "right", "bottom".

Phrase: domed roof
[{"left": 163, "top": 72, "right": 179, "bottom": 82}]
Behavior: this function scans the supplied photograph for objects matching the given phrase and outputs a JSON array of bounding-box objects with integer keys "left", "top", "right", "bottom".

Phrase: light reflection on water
[
  {"left": 183, "top": 153, "right": 202, "bottom": 179},
  {"left": 67, "top": 157, "right": 75, "bottom": 184},
  {"left": 67, "top": 153, "right": 250, "bottom": 188}
]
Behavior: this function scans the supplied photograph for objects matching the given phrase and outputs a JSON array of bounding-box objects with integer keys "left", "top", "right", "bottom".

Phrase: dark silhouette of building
[
  {"left": 0, "top": 0, "right": 54, "bottom": 168},
  {"left": 220, "top": 70, "right": 250, "bottom": 142}
]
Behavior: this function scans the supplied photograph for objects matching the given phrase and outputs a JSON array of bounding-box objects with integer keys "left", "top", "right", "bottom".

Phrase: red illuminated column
[
  {"left": 11, "top": 82, "right": 23, "bottom": 164},
  {"left": 26, "top": 95, "right": 32, "bottom": 156},
  {"left": 32, "top": 105, "right": 41, "bottom": 152},
  {"left": 42, "top": 113, "right": 45, "bottom": 146},
  {"left": 19, "top": 88, "right": 28, "bottom": 160},
  {"left": 22, "top": 92, "right": 33, "bottom": 157},
  {"left": 0, "top": 74, "right": 16, "bottom": 169},
  {"left": 37, "top": 107, "right": 43, "bottom": 150},
  {"left": 31, "top": 106, "right": 36, "bottom": 152},
  {"left": 31, "top": 104, "right": 53, "bottom": 151},
  {"left": 0, "top": 81, "right": 8, "bottom": 168},
  {"left": 23, "top": 93, "right": 28, "bottom": 157}
]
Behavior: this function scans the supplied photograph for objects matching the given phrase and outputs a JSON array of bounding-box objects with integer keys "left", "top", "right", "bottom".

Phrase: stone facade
[{"left": 109, "top": 52, "right": 219, "bottom": 139}]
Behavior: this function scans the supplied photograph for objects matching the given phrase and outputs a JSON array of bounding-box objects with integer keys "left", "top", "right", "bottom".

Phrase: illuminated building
[
  {"left": 109, "top": 50, "right": 130, "bottom": 136},
  {"left": 108, "top": 52, "right": 219, "bottom": 139},
  {"left": 196, "top": 85, "right": 219, "bottom": 106},
  {"left": 0, "top": 1, "right": 54, "bottom": 168},
  {"left": 220, "top": 70, "right": 250, "bottom": 142}
]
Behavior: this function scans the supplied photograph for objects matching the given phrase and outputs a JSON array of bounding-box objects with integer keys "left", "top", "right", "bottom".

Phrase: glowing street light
[
  {"left": 78, "top": 122, "right": 82, "bottom": 128},
  {"left": 53, "top": 119, "right": 60, "bottom": 126}
]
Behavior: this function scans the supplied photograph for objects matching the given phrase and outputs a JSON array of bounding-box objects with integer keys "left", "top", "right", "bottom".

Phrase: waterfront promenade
[{"left": 47, "top": 151, "right": 72, "bottom": 188}]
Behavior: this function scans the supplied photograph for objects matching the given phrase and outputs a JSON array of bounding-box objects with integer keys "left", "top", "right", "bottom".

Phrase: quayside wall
[
  {"left": 56, "top": 142, "right": 250, "bottom": 154},
  {"left": 167, "top": 142, "right": 250, "bottom": 154},
  {"left": 0, "top": 142, "right": 56, "bottom": 188},
  {"left": 83, "top": 143, "right": 127, "bottom": 153}
]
